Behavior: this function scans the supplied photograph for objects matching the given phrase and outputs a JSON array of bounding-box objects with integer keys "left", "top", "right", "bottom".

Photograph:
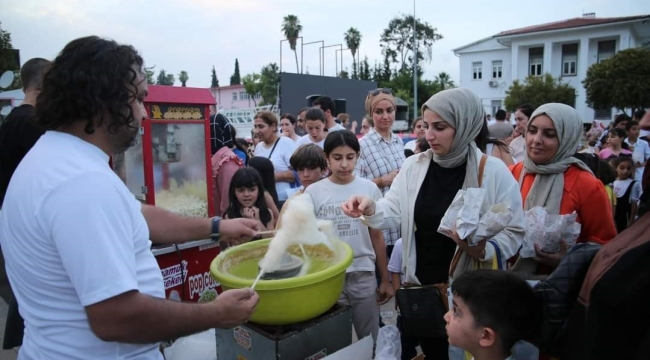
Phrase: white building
[{"left": 453, "top": 13, "right": 650, "bottom": 123}]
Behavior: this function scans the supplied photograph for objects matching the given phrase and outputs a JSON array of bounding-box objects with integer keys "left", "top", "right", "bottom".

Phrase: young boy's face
[
  {"left": 296, "top": 167, "right": 323, "bottom": 188},
  {"left": 444, "top": 296, "right": 484, "bottom": 352}
]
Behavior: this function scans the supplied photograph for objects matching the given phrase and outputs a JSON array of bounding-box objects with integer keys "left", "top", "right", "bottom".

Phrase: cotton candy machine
[{"left": 210, "top": 238, "right": 353, "bottom": 325}]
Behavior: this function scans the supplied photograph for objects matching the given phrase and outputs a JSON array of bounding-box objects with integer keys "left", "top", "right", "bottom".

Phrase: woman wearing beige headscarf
[
  {"left": 510, "top": 103, "right": 617, "bottom": 272},
  {"left": 342, "top": 88, "right": 524, "bottom": 359}
]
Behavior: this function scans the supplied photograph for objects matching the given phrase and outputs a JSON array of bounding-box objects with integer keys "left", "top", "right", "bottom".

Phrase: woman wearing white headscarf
[
  {"left": 510, "top": 103, "right": 616, "bottom": 272},
  {"left": 342, "top": 88, "right": 524, "bottom": 359}
]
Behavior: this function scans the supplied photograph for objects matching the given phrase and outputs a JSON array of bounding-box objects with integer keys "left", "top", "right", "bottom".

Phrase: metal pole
[
  {"left": 280, "top": 39, "right": 283, "bottom": 73},
  {"left": 300, "top": 37, "right": 304, "bottom": 74},
  {"left": 303, "top": 40, "right": 324, "bottom": 76},
  {"left": 413, "top": 0, "right": 418, "bottom": 119},
  {"left": 340, "top": 44, "right": 343, "bottom": 76},
  {"left": 322, "top": 44, "right": 343, "bottom": 76}
]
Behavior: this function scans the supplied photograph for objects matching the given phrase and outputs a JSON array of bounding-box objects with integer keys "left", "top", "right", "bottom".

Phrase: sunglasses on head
[{"left": 368, "top": 88, "right": 393, "bottom": 96}]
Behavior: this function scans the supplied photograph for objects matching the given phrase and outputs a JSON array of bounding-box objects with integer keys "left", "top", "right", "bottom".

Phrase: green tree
[
  {"left": 281, "top": 14, "right": 302, "bottom": 73},
  {"left": 259, "top": 63, "right": 279, "bottom": 106},
  {"left": 211, "top": 66, "right": 220, "bottom": 88},
  {"left": 504, "top": 73, "right": 576, "bottom": 111},
  {"left": 380, "top": 14, "right": 443, "bottom": 73},
  {"left": 344, "top": 27, "right": 362, "bottom": 79},
  {"left": 434, "top": 71, "right": 455, "bottom": 90},
  {"left": 0, "top": 22, "right": 20, "bottom": 90},
  {"left": 230, "top": 59, "right": 241, "bottom": 85},
  {"left": 156, "top": 69, "right": 175, "bottom": 86},
  {"left": 583, "top": 48, "right": 650, "bottom": 112},
  {"left": 360, "top": 57, "right": 371, "bottom": 81},
  {"left": 242, "top": 73, "right": 261, "bottom": 106},
  {"left": 178, "top": 71, "right": 189, "bottom": 87},
  {"left": 145, "top": 66, "right": 156, "bottom": 84}
]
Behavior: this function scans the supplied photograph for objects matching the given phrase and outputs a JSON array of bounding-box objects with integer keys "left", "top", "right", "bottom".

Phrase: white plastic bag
[
  {"left": 374, "top": 325, "right": 401, "bottom": 360},
  {"left": 455, "top": 188, "right": 485, "bottom": 241},
  {"left": 438, "top": 190, "right": 466, "bottom": 237},
  {"left": 521, "top": 207, "right": 582, "bottom": 258},
  {"left": 163, "top": 329, "right": 216, "bottom": 360},
  {"left": 472, "top": 202, "right": 513, "bottom": 246}
]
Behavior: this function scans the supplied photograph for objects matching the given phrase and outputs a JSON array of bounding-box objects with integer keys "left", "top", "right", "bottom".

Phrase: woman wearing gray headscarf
[
  {"left": 510, "top": 103, "right": 616, "bottom": 272},
  {"left": 342, "top": 88, "right": 524, "bottom": 359}
]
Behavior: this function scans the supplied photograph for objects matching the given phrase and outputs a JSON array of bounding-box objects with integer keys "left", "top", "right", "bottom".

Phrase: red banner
[{"left": 154, "top": 241, "right": 222, "bottom": 302}]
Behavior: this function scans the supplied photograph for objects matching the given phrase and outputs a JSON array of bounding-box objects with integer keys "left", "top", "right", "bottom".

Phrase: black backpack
[{"left": 532, "top": 242, "right": 601, "bottom": 357}]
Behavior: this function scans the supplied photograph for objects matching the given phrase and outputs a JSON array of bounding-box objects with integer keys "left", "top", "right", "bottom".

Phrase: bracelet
[{"left": 210, "top": 217, "right": 221, "bottom": 242}]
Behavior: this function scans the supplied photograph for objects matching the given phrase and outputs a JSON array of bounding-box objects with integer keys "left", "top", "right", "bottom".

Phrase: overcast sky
[{"left": 2, "top": 0, "right": 647, "bottom": 88}]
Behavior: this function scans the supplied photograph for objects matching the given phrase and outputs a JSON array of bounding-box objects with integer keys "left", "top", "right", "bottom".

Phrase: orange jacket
[{"left": 510, "top": 162, "right": 617, "bottom": 245}]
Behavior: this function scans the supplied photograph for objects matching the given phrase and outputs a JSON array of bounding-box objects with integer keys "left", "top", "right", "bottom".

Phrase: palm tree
[
  {"left": 178, "top": 71, "right": 189, "bottom": 87},
  {"left": 434, "top": 71, "right": 455, "bottom": 90},
  {"left": 281, "top": 15, "right": 302, "bottom": 73},
  {"left": 344, "top": 27, "right": 362, "bottom": 77}
]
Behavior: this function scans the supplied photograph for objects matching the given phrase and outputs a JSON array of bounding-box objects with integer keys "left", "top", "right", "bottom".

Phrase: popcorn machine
[{"left": 115, "top": 85, "right": 216, "bottom": 218}]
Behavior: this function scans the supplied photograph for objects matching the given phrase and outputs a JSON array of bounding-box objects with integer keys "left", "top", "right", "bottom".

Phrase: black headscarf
[{"left": 210, "top": 113, "right": 233, "bottom": 155}]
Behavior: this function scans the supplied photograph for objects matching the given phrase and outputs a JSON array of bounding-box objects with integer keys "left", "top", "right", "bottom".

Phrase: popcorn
[{"left": 154, "top": 179, "right": 209, "bottom": 218}]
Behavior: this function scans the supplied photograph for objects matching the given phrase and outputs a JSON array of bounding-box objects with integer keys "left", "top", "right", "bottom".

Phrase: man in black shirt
[{"left": 0, "top": 57, "right": 51, "bottom": 350}]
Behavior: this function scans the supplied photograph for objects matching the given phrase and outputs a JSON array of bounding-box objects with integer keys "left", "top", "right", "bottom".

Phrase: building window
[
  {"left": 597, "top": 40, "right": 616, "bottom": 63},
  {"left": 232, "top": 92, "right": 237, "bottom": 101},
  {"left": 528, "top": 47, "right": 543, "bottom": 76},
  {"left": 239, "top": 91, "right": 246, "bottom": 100},
  {"left": 472, "top": 62, "right": 482, "bottom": 80},
  {"left": 594, "top": 106, "right": 611, "bottom": 120},
  {"left": 491, "top": 60, "right": 503, "bottom": 79},
  {"left": 562, "top": 43, "right": 578, "bottom": 76}
]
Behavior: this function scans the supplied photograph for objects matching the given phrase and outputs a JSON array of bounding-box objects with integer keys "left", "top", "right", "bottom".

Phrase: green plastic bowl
[{"left": 210, "top": 238, "right": 353, "bottom": 325}]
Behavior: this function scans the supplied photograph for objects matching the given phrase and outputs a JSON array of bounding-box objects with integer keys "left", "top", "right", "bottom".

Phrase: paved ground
[{"left": 0, "top": 298, "right": 18, "bottom": 360}]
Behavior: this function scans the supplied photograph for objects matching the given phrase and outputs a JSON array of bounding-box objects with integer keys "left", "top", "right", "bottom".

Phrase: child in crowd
[
  {"left": 599, "top": 128, "right": 632, "bottom": 160},
  {"left": 248, "top": 156, "right": 281, "bottom": 223},
  {"left": 276, "top": 144, "right": 328, "bottom": 229},
  {"left": 305, "top": 130, "right": 394, "bottom": 343},
  {"left": 612, "top": 156, "right": 641, "bottom": 232},
  {"left": 223, "top": 167, "right": 275, "bottom": 231},
  {"left": 445, "top": 269, "right": 542, "bottom": 360},
  {"left": 296, "top": 108, "right": 327, "bottom": 148},
  {"left": 388, "top": 238, "right": 419, "bottom": 360}
]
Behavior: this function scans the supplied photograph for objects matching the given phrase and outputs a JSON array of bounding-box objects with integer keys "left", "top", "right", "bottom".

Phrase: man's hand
[
  {"left": 211, "top": 288, "right": 260, "bottom": 328},
  {"left": 219, "top": 218, "right": 263, "bottom": 245},
  {"left": 382, "top": 169, "right": 399, "bottom": 186},
  {"left": 377, "top": 281, "right": 394, "bottom": 305},
  {"left": 533, "top": 241, "right": 568, "bottom": 268},
  {"left": 341, "top": 195, "right": 376, "bottom": 218}
]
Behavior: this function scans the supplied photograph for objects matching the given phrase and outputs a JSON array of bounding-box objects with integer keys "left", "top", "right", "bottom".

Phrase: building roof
[
  {"left": 145, "top": 85, "right": 216, "bottom": 105},
  {"left": 211, "top": 84, "right": 244, "bottom": 90},
  {"left": 496, "top": 14, "right": 650, "bottom": 37}
]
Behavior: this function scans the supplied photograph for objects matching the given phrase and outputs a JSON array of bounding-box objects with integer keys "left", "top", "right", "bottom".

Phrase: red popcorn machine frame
[{"left": 114, "top": 85, "right": 216, "bottom": 218}]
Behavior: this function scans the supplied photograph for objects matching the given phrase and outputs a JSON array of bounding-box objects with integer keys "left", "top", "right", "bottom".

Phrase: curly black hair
[{"left": 36, "top": 36, "right": 144, "bottom": 135}]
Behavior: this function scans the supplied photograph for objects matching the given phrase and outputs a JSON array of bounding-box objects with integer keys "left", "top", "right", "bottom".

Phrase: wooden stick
[{"left": 257, "top": 230, "right": 276, "bottom": 237}]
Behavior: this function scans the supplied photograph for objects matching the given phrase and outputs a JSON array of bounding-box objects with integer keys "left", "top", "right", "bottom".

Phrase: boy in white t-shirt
[{"left": 296, "top": 108, "right": 327, "bottom": 149}]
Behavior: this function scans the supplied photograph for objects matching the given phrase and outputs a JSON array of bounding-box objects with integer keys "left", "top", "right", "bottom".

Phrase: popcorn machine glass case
[{"left": 115, "top": 86, "right": 215, "bottom": 218}]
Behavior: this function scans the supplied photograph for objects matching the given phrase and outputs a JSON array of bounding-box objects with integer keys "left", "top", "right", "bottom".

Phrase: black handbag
[{"left": 395, "top": 284, "right": 449, "bottom": 338}]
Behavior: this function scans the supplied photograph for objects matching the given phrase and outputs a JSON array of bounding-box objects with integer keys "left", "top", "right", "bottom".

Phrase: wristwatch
[{"left": 211, "top": 216, "right": 221, "bottom": 242}]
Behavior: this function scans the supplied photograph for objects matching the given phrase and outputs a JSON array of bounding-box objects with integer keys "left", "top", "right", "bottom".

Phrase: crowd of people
[{"left": 0, "top": 35, "right": 649, "bottom": 360}]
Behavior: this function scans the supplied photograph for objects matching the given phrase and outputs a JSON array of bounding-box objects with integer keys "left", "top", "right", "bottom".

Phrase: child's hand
[
  {"left": 242, "top": 207, "right": 259, "bottom": 220},
  {"left": 377, "top": 281, "right": 394, "bottom": 305}
]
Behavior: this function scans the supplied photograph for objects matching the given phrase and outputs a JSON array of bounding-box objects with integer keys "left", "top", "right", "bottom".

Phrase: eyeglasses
[{"left": 368, "top": 88, "right": 393, "bottom": 96}]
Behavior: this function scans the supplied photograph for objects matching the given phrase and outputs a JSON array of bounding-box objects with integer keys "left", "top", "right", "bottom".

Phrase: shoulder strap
[
  {"left": 478, "top": 154, "right": 488, "bottom": 187},
  {"left": 448, "top": 154, "right": 491, "bottom": 277},
  {"left": 267, "top": 137, "right": 280, "bottom": 159}
]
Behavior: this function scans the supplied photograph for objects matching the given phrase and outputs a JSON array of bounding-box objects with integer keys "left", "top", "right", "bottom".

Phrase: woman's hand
[
  {"left": 341, "top": 195, "right": 376, "bottom": 218},
  {"left": 448, "top": 231, "right": 487, "bottom": 259},
  {"left": 377, "top": 281, "right": 394, "bottom": 305},
  {"left": 533, "top": 241, "right": 568, "bottom": 268}
]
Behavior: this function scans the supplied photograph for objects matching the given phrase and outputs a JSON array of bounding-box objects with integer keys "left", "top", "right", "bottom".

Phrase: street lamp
[
  {"left": 302, "top": 40, "right": 324, "bottom": 76},
  {"left": 321, "top": 44, "right": 343, "bottom": 76},
  {"left": 413, "top": 0, "right": 418, "bottom": 119},
  {"left": 279, "top": 37, "right": 303, "bottom": 74},
  {"left": 335, "top": 48, "right": 350, "bottom": 76}
]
